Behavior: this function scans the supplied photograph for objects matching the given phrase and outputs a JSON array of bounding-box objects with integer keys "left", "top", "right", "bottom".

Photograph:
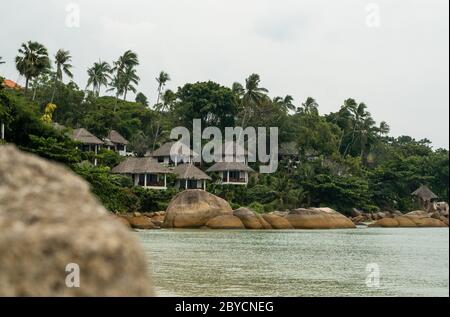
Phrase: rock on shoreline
[
  {"left": 369, "top": 211, "right": 448, "bottom": 228},
  {"left": 0, "top": 145, "right": 153, "bottom": 297}
]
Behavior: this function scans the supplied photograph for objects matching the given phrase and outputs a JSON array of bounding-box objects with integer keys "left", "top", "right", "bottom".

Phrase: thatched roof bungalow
[
  {"left": 173, "top": 164, "right": 211, "bottom": 190},
  {"left": 112, "top": 157, "right": 172, "bottom": 190},
  {"left": 103, "top": 130, "right": 130, "bottom": 156},
  {"left": 412, "top": 185, "right": 438, "bottom": 211},
  {"left": 207, "top": 162, "right": 254, "bottom": 186},
  {"left": 146, "top": 141, "right": 198, "bottom": 166}
]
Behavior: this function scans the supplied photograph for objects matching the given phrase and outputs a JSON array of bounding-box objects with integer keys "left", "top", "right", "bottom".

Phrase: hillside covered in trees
[{"left": 0, "top": 42, "right": 448, "bottom": 214}]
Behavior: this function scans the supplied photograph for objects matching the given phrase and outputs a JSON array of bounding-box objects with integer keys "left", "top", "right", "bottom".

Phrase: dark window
[{"left": 138, "top": 174, "right": 146, "bottom": 186}]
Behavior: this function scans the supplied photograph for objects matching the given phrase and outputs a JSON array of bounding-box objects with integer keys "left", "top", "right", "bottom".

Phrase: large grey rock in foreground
[
  {"left": 164, "top": 190, "right": 233, "bottom": 228},
  {"left": 0, "top": 145, "right": 153, "bottom": 297}
]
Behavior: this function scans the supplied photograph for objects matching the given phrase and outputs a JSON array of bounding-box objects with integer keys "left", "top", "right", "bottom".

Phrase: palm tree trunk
[
  {"left": 152, "top": 122, "right": 161, "bottom": 151},
  {"left": 50, "top": 81, "right": 57, "bottom": 104},
  {"left": 32, "top": 79, "right": 38, "bottom": 101},
  {"left": 25, "top": 77, "right": 30, "bottom": 93}
]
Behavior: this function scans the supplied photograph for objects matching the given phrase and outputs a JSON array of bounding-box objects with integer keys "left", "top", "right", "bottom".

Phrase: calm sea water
[{"left": 137, "top": 228, "right": 449, "bottom": 297}]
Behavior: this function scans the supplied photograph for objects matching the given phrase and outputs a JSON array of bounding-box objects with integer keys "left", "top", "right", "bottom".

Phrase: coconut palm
[
  {"left": 297, "top": 97, "right": 319, "bottom": 115},
  {"left": 156, "top": 71, "right": 170, "bottom": 105},
  {"left": 110, "top": 50, "right": 139, "bottom": 100},
  {"left": 240, "top": 74, "right": 269, "bottom": 127},
  {"left": 122, "top": 66, "right": 140, "bottom": 101},
  {"left": 51, "top": 49, "right": 73, "bottom": 103},
  {"left": 273, "top": 95, "right": 295, "bottom": 113},
  {"left": 231, "top": 82, "right": 245, "bottom": 98},
  {"left": 86, "top": 61, "right": 111, "bottom": 96},
  {"left": 15, "top": 41, "right": 50, "bottom": 92}
]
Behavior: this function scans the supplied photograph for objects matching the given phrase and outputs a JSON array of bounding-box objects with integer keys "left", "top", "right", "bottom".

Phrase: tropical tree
[
  {"left": 86, "top": 61, "right": 111, "bottom": 96},
  {"left": 273, "top": 95, "right": 295, "bottom": 114},
  {"left": 156, "top": 71, "right": 170, "bottom": 105},
  {"left": 135, "top": 92, "right": 149, "bottom": 106},
  {"left": 297, "top": 97, "right": 319, "bottom": 115},
  {"left": 110, "top": 50, "right": 139, "bottom": 101},
  {"left": 152, "top": 88, "right": 176, "bottom": 151},
  {"left": 240, "top": 73, "right": 269, "bottom": 127},
  {"left": 15, "top": 41, "right": 50, "bottom": 93},
  {"left": 121, "top": 66, "right": 140, "bottom": 101},
  {"left": 51, "top": 49, "right": 73, "bottom": 103}
]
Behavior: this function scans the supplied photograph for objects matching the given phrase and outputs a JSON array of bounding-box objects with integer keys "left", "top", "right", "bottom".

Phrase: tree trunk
[
  {"left": 50, "top": 80, "right": 57, "bottom": 104},
  {"left": 25, "top": 77, "right": 30, "bottom": 93},
  {"left": 152, "top": 123, "right": 161, "bottom": 151}
]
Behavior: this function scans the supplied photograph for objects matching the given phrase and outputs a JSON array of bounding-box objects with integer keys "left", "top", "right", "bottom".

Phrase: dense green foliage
[{"left": 1, "top": 41, "right": 448, "bottom": 215}]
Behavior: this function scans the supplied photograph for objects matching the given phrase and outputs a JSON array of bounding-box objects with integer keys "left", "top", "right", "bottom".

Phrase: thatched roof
[
  {"left": 173, "top": 164, "right": 211, "bottom": 180},
  {"left": 72, "top": 128, "right": 104, "bottom": 145},
  {"left": 112, "top": 157, "right": 172, "bottom": 174},
  {"left": 107, "top": 130, "right": 129, "bottom": 145},
  {"left": 207, "top": 162, "right": 255, "bottom": 173},
  {"left": 412, "top": 185, "right": 438, "bottom": 201},
  {"left": 103, "top": 138, "right": 115, "bottom": 147},
  {"left": 147, "top": 141, "right": 198, "bottom": 158}
]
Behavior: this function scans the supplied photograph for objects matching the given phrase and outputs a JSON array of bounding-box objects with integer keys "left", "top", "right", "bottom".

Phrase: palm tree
[
  {"left": 241, "top": 73, "right": 269, "bottom": 127},
  {"left": 273, "top": 95, "right": 295, "bottom": 113},
  {"left": 15, "top": 41, "right": 50, "bottom": 93},
  {"left": 297, "top": 97, "right": 319, "bottom": 115},
  {"left": 156, "top": 71, "right": 170, "bottom": 105},
  {"left": 152, "top": 88, "right": 176, "bottom": 151},
  {"left": 110, "top": 50, "right": 139, "bottom": 100},
  {"left": 86, "top": 61, "right": 111, "bottom": 96},
  {"left": 378, "top": 121, "right": 390, "bottom": 136},
  {"left": 122, "top": 66, "right": 140, "bottom": 101},
  {"left": 231, "top": 82, "right": 245, "bottom": 98},
  {"left": 51, "top": 49, "right": 73, "bottom": 103}
]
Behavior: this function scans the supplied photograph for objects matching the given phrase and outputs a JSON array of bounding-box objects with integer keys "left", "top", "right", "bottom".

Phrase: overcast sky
[{"left": 1, "top": 0, "right": 448, "bottom": 148}]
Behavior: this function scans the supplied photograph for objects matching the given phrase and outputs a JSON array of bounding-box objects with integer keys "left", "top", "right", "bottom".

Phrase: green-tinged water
[{"left": 137, "top": 228, "right": 449, "bottom": 297}]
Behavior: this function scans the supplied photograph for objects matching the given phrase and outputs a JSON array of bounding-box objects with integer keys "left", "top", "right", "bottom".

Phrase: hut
[
  {"left": 146, "top": 141, "right": 198, "bottom": 166},
  {"left": 207, "top": 162, "right": 254, "bottom": 186},
  {"left": 173, "top": 164, "right": 211, "bottom": 190},
  {"left": 112, "top": 157, "right": 171, "bottom": 190},
  {"left": 71, "top": 128, "right": 104, "bottom": 166},
  {"left": 412, "top": 185, "right": 438, "bottom": 211},
  {"left": 104, "top": 130, "right": 130, "bottom": 156}
]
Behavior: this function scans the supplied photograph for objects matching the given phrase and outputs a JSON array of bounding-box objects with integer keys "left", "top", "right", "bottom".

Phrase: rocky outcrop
[
  {"left": 369, "top": 211, "right": 448, "bottom": 228},
  {"left": 0, "top": 145, "right": 153, "bottom": 296},
  {"left": 262, "top": 214, "right": 293, "bottom": 229},
  {"left": 127, "top": 216, "right": 159, "bottom": 230},
  {"left": 206, "top": 215, "right": 245, "bottom": 229},
  {"left": 285, "top": 208, "right": 356, "bottom": 229},
  {"left": 233, "top": 208, "right": 272, "bottom": 230},
  {"left": 164, "top": 190, "right": 233, "bottom": 228}
]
